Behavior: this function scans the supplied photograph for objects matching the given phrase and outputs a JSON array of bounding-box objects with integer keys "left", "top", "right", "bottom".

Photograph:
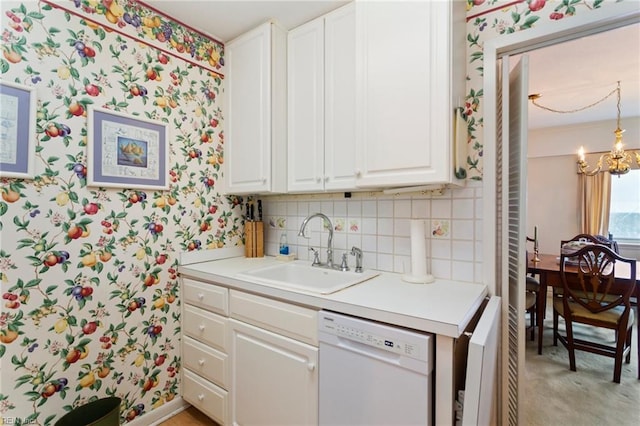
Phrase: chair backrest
[
  {"left": 593, "top": 234, "right": 620, "bottom": 253},
  {"left": 560, "top": 233, "right": 603, "bottom": 249},
  {"left": 559, "top": 244, "right": 636, "bottom": 315}
]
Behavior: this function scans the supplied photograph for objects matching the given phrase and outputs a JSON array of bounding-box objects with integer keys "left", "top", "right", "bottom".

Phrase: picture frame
[
  {"left": 87, "top": 107, "right": 169, "bottom": 190},
  {"left": 0, "top": 80, "right": 37, "bottom": 179}
]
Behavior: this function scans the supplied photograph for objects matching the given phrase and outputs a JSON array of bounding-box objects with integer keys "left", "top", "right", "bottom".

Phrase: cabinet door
[
  {"left": 287, "top": 18, "right": 325, "bottom": 193},
  {"left": 230, "top": 319, "right": 318, "bottom": 426},
  {"left": 355, "top": 1, "right": 451, "bottom": 187},
  {"left": 226, "top": 23, "right": 287, "bottom": 194},
  {"left": 324, "top": 2, "right": 357, "bottom": 191}
]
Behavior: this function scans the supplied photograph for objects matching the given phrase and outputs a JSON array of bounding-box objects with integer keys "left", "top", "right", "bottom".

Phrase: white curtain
[{"left": 579, "top": 171, "right": 611, "bottom": 235}]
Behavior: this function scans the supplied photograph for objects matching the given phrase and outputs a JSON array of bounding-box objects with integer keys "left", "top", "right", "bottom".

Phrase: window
[{"left": 609, "top": 169, "right": 640, "bottom": 242}]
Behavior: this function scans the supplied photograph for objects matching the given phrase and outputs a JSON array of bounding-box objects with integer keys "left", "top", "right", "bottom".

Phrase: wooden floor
[{"left": 159, "top": 406, "right": 217, "bottom": 426}]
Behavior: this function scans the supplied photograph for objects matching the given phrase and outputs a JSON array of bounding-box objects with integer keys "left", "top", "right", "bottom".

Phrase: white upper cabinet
[
  {"left": 287, "top": 3, "right": 356, "bottom": 193},
  {"left": 225, "top": 22, "right": 287, "bottom": 195},
  {"left": 354, "top": 0, "right": 466, "bottom": 189}
]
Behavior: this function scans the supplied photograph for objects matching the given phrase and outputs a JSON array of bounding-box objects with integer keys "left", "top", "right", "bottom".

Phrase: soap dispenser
[{"left": 279, "top": 232, "right": 289, "bottom": 255}]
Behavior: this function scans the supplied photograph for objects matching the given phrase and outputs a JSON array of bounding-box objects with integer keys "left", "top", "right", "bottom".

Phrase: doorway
[{"left": 482, "top": 4, "right": 640, "bottom": 424}]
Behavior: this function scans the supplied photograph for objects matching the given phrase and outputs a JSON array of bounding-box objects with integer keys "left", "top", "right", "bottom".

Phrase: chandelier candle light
[
  {"left": 533, "top": 226, "right": 540, "bottom": 263},
  {"left": 530, "top": 81, "right": 640, "bottom": 176}
]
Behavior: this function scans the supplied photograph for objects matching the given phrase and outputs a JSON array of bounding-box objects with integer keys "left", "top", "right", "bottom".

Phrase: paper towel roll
[{"left": 403, "top": 219, "right": 434, "bottom": 284}]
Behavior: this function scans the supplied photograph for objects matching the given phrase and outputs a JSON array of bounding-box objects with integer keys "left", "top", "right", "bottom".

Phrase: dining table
[{"left": 527, "top": 253, "right": 640, "bottom": 356}]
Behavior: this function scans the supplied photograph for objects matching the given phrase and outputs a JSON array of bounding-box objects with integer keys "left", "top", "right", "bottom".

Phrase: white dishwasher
[{"left": 318, "top": 311, "right": 433, "bottom": 426}]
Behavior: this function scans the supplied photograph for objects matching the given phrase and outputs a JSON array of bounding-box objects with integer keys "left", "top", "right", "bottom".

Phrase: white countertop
[{"left": 178, "top": 248, "right": 488, "bottom": 338}]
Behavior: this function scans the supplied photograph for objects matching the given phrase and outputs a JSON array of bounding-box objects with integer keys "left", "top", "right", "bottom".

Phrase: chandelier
[{"left": 529, "top": 81, "right": 640, "bottom": 176}]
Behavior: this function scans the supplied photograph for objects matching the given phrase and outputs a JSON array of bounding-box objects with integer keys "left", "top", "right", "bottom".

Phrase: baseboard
[{"left": 127, "top": 397, "right": 190, "bottom": 426}]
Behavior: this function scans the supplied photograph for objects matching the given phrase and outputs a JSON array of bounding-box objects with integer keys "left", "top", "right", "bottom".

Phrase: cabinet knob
[
  {"left": 262, "top": 178, "right": 267, "bottom": 184},
  {"left": 355, "top": 169, "right": 362, "bottom": 177},
  {"left": 198, "top": 359, "right": 205, "bottom": 366},
  {"left": 316, "top": 177, "right": 321, "bottom": 183},
  {"left": 198, "top": 394, "right": 205, "bottom": 401},
  {"left": 198, "top": 324, "right": 205, "bottom": 331},
  {"left": 307, "top": 362, "right": 316, "bottom": 371},
  {"left": 324, "top": 176, "right": 329, "bottom": 182},
  {"left": 197, "top": 293, "right": 204, "bottom": 300}
]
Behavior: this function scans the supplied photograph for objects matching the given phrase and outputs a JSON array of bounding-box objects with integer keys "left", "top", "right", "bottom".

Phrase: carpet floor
[{"left": 523, "top": 303, "right": 639, "bottom": 426}]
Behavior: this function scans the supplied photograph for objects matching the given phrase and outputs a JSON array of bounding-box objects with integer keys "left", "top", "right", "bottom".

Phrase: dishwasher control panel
[{"left": 319, "top": 311, "right": 432, "bottom": 363}]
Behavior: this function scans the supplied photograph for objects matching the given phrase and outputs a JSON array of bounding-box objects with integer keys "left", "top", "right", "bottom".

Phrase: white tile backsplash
[
  {"left": 261, "top": 182, "right": 483, "bottom": 282},
  {"left": 452, "top": 260, "right": 475, "bottom": 282},
  {"left": 378, "top": 200, "right": 394, "bottom": 217},
  {"left": 377, "top": 218, "right": 393, "bottom": 236},
  {"left": 347, "top": 199, "right": 362, "bottom": 217},
  {"left": 452, "top": 198, "right": 474, "bottom": 219},
  {"left": 432, "top": 198, "right": 452, "bottom": 218},
  {"left": 377, "top": 236, "right": 394, "bottom": 254},
  {"left": 362, "top": 200, "right": 377, "bottom": 217},
  {"left": 334, "top": 201, "right": 347, "bottom": 216},
  {"left": 394, "top": 218, "right": 411, "bottom": 237},
  {"left": 452, "top": 219, "right": 474, "bottom": 240},
  {"left": 361, "top": 217, "right": 377, "bottom": 235},
  {"left": 412, "top": 199, "right": 430, "bottom": 218},
  {"left": 394, "top": 199, "right": 412, "bottom": 218}
]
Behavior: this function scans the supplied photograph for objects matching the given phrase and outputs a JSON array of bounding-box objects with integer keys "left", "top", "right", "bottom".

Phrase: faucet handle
[
  {"left": 340, "top": 253, "right": 350, "bottom": 272},
  {"left": 309, "top": 247, "right": 321, "bottom": 266},
  {"left": 350, "top": 246, "right": 363, "bottom": 273}
]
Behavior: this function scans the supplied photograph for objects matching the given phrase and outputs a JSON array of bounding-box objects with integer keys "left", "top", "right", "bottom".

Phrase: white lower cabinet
[
  {"left": 181, "top": 278, "right": 318, "bottom": 425},
  {"left": 230, "top": 319, "right": 318, "bottom": 426},
  {"left": 181, "top": 278, "right": 230, "bottom": 425}
]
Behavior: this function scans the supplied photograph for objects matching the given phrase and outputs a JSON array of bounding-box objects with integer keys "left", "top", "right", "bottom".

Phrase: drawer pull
[
  {"left": 198, "top": 324, "right": 205, "bottom": 331},
  {"left": 307, "top": 362, "right": 316, "bottom": 371},
  {"left": 197, "top": 293, "right": 204, "bottom": 300},
  {"left": 198, "top": 394, "right": 205, "bottom": 401},
  {"left": 198, "top": 359, "right": 205, "bottom": 366}
]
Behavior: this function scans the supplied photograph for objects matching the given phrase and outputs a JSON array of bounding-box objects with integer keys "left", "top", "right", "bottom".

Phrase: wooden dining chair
[
  {"left": 525, "top": 241, "right": 540, "bottom": 342},
  {"left": 553, "top": 244, "right": 637, "bottom": 383},
  {"left": 525, "top": 288, "right": 537, "bottom": 341},
  {"left": 553, "top": 233, "right": 611, "bottom": 346}
]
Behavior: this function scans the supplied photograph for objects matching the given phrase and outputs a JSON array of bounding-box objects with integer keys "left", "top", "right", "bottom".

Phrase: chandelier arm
[
  {"left": 575, "top": 81, "right": 638, "bottom": 176},
  {"left": 530, "top": 87, "right": 617, "bottom": 114},
  {"left": 578, "top": 155, "right": 603, "bottom": 176}
]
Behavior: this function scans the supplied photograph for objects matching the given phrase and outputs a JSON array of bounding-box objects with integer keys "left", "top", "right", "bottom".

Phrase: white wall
[
  {"left": 526, "top": 155, "right": 581, "bottom": 254},
  {"left": 526, "top": 116, "right": 640, "bottom": 258},
  {"left": 528, "top": 116, "right": 640, "bottom": 158}
]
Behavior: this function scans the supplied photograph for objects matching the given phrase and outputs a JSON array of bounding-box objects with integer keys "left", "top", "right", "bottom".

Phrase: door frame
[{"left": 482, "top": 3, "right": 640, "bottom": 424}]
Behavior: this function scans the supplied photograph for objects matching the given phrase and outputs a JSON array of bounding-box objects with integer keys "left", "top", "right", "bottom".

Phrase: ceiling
[
  {"left": 520, "top": 22, "right": 640, "bottom": 130},
  {"left": 144, "top": 0, "right": 349, "bottom": 42},
  {"left": 144, "top": 1, "right": 639, "bottom": 131}
]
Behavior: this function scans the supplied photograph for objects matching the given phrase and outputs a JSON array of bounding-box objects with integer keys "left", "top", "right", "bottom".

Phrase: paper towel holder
[{"left": 402, "top": 273, "right": 435, "bottom": 284}]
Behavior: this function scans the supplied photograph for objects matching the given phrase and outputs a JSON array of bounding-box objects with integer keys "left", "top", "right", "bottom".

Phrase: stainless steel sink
[{"left": 235, "top": 261, "right": 380, "bottom": 294}]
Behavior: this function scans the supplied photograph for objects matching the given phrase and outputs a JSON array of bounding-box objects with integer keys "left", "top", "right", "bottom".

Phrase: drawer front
[
  {"left": 183, "top": 369, "right": 229, "bottom": 426},
  {"left": 184, "top": 305, "right": 227, "bottom": 351},
  {"left": 183, "top": 336, "right": 229, "bottom": 389},
  {"left": 229, "top": 290, "right": 318, "bottom": 346},
  {"left": 182, "top": 277, "right": 228, "bottom": 315}
]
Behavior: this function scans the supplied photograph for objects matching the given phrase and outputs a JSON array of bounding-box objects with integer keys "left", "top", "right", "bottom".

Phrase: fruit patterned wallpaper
[
  {"left": 462, "top": 0, "right": 616, "bottom": 181},
  {"left": 0, "top": 0, "right": 624, "bottom": 424},
  {"left": 0, "top": 1, "right": 240, "bottom": 424}
]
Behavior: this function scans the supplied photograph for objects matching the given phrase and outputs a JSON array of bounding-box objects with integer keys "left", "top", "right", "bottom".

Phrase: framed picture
[
  {"left": 0, "top": 80, "right": 37, "bottom": 179},
  {"left": 87, "top": 107, "right": 169, "bottom": 190}
]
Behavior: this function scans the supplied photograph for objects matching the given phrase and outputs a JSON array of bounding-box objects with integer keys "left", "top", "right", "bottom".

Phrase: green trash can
[{"left": 55, "top": 397, "right": 121, "bottom": 426}]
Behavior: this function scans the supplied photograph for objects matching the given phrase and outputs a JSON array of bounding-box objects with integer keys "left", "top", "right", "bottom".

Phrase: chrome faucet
[{"left": 298, "top": 213, "right": 335, "bottom": 268}]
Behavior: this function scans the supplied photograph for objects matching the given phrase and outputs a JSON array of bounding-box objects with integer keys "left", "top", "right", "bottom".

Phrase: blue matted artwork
[
  {"left": 87, "top": 107, "right": 169, "bottom": 190},
  {"left": 0, "top": 81, "right": 37, "bottom": 178}
]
